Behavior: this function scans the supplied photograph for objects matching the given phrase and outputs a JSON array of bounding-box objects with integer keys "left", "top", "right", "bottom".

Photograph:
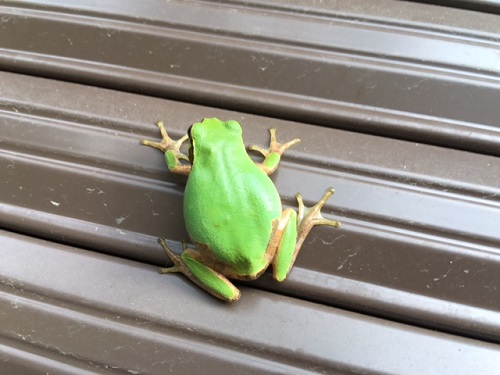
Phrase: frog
[{"left": 140, "top": 118, "right": 340, "bottom": 301}]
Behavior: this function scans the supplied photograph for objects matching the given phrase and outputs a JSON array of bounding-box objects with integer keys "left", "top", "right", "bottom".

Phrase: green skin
[{"left": 140, "top": 118, "right": 340, "bottom": 301}]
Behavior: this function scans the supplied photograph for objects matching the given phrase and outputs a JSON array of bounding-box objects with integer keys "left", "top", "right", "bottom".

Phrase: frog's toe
[{"left": 296, "top": 188, "right": 341, "bottom": 228}]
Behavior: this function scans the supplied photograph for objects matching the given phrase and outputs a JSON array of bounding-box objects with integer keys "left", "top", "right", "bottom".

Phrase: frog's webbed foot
[
  {"left": 158, "top": 238, "right": 187, "bottom": 274},
  {"left": 296, "top": 188, "right": 341, "bottom": 234},
  {"left": 157, "top": 238, "right": 241, "bottom": 301},
  {"left": 140, "top": 121, "right": 188, "bottom": 156},
  {"left": 249, "top": 128, "right": 300, "bottom": 175},
  {"left": 140, "top": 121, "right": 191, "bottom": 174},
  {"left": 249, "top": 128, "right": 300, "bottom": 157}
]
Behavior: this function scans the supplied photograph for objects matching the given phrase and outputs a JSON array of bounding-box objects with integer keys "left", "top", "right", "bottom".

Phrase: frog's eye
[
  {"left": 189, "top": 122, "right": 205, "bottom": 141},
  {"left": 224, "top": 120, "right": 242, "bottom": 134},
  {"left": 188, "top": 140, "right": 194, "bottom": 163}
]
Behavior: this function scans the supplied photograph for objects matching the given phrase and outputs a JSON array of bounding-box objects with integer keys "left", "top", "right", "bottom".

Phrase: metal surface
[
  {"left": 410, "top": 0, "right": 500, "bottom": 14},
  {"left": 2, "top": 229, "right": 500, "bottom": 374},
  {"left": 1, "top": 0, "right": 500, "bottom": 155},
  {"left": 1, "top": 0, "right": 500, "bottom": 373}
]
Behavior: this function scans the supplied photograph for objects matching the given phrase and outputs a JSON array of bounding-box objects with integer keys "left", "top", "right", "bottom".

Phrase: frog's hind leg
[
  {"left": 272, "top": 188, "right": 341, "bottom": 282},
  {"left": 271, "top": 208, "right": 298, "bottom": 282},
  {"left": 157, "top": 238, "right": 241, "bottom": 302}
]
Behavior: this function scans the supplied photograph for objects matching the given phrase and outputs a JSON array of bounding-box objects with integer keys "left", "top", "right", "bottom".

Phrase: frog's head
[{"left": 188, "top": 118, "right": 243, "bottom": 162}]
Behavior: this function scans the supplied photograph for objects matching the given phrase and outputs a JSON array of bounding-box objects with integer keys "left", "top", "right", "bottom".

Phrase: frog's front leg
[
  {"left": 157, "top": 238, "right": 241, "bottom": 301},
  {"left": 249, "top": 128, "right": 300, "bottom": 175},
  {"left": 272, "top": 188, "right": 341, "bottom": 281},
  {"left": 140, "top": 121, "right": 191, "bottom": 175}
]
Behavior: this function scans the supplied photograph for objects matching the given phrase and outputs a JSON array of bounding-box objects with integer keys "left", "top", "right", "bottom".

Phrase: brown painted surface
[{"left": 1, "top": 1, "right": 499, "bottom": 373}]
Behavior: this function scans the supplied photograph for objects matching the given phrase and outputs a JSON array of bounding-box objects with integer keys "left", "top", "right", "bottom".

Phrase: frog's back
[{"left": 183, "top": 121, "right": 282, "bottom": 275}]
